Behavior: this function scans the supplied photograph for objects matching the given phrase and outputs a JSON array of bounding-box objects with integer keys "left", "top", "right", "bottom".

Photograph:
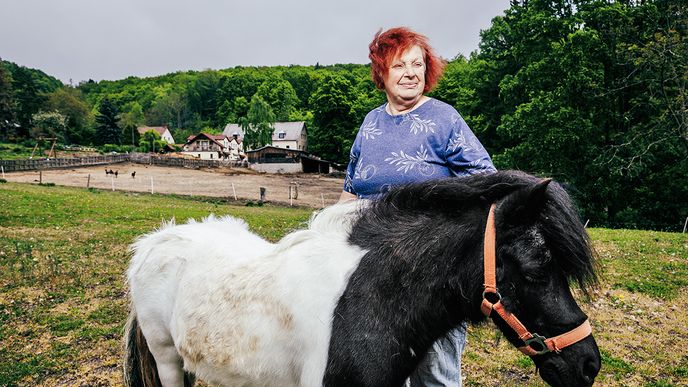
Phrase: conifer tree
[{"left": 95, "top": 98, "right": 121, "bottom": 145}]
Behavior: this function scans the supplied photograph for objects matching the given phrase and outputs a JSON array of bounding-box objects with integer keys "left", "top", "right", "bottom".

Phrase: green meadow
[{"left": 0, "top": 182, "right": 686, "bottom": 386}]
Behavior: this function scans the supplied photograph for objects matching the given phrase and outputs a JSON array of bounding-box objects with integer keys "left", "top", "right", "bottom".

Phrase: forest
[{"left": 0, "top": 0, "right": 686, "bottom": 231}]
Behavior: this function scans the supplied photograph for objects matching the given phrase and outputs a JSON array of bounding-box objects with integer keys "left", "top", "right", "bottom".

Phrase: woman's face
[{"left": 384, "top": 45, "right": 426, "bottom": 105}]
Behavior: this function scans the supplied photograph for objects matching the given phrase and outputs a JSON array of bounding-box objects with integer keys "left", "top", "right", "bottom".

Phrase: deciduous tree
[{"left": 239, "top": 95, "right": 276, "bottom": 150}]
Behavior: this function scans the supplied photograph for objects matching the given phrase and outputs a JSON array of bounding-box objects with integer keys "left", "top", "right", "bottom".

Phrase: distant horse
[{"left": 124, "top": 170, "right": 600, "bottom": 387}]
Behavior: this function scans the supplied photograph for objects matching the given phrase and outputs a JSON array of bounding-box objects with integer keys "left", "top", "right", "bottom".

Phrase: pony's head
[
  {"left": 488, "top": 174, "right": 601, "bottom": 386},
  {"left": 348, "top": 170, "right": 600, "bottom": 386}
]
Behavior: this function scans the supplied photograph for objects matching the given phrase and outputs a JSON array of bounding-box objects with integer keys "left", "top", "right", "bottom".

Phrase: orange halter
[{"left": 481, "top": 204, "right": 592, "bottom": 356}]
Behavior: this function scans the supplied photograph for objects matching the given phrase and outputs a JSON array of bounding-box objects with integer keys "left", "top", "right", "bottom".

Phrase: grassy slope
[{"left": 0, "top": 182, "right": 686, "bottom": 386}]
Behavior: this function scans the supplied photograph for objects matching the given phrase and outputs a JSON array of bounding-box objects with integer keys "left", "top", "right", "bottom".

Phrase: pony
[{"left": 124, "top": 170, "right": 600, "bottom": 387}]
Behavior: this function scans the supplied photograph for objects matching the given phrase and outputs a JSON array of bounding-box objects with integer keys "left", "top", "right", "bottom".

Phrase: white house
[
  {"left": 137, "top": 126, "right": 176, "bottom": 144},
  {"left": 222, "top": 121, "right": 307, "bottom": 151},
  {"left": 181, "top": 133, "right": 244, "bottom": 161}
]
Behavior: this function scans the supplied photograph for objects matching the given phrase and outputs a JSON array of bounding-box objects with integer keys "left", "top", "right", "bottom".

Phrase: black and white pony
[{"left": 124, "top": 170, "right": 600, "bottom": 387}]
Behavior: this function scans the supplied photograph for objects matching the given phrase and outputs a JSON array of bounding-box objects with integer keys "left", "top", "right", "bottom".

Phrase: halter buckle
[{"left": 524, "top": 333, "right": 550, "bottom": 355}]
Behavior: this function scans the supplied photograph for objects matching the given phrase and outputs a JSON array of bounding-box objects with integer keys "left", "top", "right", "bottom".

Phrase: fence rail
[
  {"left": 0, "top": 154, "right": 130, "bottom": 172},
  {"left": 129, "top": 153, "right": 247, "bottom": 168},
  {"left": 0, "top": 153, "right": 248, "bottom": 172}
]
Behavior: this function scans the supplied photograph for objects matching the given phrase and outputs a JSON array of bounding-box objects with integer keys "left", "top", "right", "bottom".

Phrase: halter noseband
[{"left": 481, "top": 203, "right": 592, "bottom": 356}]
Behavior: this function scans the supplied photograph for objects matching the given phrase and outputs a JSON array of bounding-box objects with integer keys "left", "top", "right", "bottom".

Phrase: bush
[{"left": 98, "top": 144, "right": 136, "bottom": 154}]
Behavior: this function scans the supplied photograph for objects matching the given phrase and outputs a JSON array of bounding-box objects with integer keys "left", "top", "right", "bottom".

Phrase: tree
[
  {"left": 30, "top": 111, "right": 67, "bottom": 141},
  {"left": 46, "top": 87, "right": 94, "bottom": 144},
  {"left": 0, "top": 61, "right": 16, "bottom": 141},
  {"left": 3, "top": 60, "right": 62, "bottom": 138},
  {"left": 119, "top": 101, "right": 145, "bottom": 146},
  {"left": 309, "top": 73, "right": 356, "bottom": 164},
  {"left": 255, "top": 78, "right": 300, "bottom": 121},
  {"left": 239, "top": 95, "right": 276, "bottom": 150},
  {"left": 95, "top": 98, "right": 121, "bottom": 145},
  {"left": 469, "top": 0, "right": 687, "bottom": 229},
  {"left": 138, "top": 130, "right": 166, "bottom": 153},
  {"left": 147, "top": 88, "right": 190, "bottom": 130},
  {"left": 187, "top": 70, "right": 220, "bottom": 125}
]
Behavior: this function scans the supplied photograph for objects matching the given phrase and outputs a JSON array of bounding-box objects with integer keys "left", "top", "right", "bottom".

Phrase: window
[
  {"left": 200, "top": 140, "right": 209, "bottom": 151},
  {"left": 278, "top": 131, "right": 286, "bottom": 139},
  {"left": 286, "top": 145, "right": 290, "bottom": 149}
]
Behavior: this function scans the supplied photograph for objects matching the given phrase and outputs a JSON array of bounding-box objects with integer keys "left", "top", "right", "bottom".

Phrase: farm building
[
  {"left": 137, "top": 126, "right": 176, "bottom": 144},
  {"left": 181, "top": 133, "right": 245, "bottom": 161},
  {"left": 246, "top": 146, "right": 329, "bottom": 174},
  {"left": 222, "top": 121, "right": 307, "bottom": 151}
]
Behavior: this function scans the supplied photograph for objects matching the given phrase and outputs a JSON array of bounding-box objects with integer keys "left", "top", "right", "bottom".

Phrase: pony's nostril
[{"left": 580, "top": 355, "right": 600, "bottom": 383}]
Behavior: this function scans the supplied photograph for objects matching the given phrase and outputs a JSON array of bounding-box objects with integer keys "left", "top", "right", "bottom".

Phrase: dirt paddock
[{"left": 3, "top": 163, "right": 345, "bottom": 208}]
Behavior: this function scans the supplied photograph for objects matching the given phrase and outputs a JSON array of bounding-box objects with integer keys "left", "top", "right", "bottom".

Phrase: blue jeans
[{"left": 408, "top": 322, "right": 467, "bottom": 387}]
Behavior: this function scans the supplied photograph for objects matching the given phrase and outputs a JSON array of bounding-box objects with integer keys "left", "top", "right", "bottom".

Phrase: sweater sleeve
[
  {"left": 445, "top": 115, "right": 496, "bottom": 177},
  {"left": 343, "top": 132, "right": 362, "bottom": 194}
]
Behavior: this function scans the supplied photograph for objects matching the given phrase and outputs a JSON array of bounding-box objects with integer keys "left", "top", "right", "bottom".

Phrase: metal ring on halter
[
  {"left": 482, "top": 289, "right": 502, "bottom": 304},
  {"left": 524, "top": 333, "right": 551, "bottom": 355}
]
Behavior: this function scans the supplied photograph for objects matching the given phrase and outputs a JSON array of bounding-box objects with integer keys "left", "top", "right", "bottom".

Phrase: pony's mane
[{"left": 370, "top": 170, "right": 598, "bottom": 293}]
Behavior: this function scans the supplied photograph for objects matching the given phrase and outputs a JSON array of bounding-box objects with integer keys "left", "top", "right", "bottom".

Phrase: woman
[{"left": 339, "top": 27, "right": 496, "bottom": 386}]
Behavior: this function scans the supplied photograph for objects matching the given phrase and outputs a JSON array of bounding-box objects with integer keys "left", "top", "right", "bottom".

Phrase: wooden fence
[
  {"left": 0, "top": 154, "right": 130, "bottom": 172},
  {"left": 0, "top": 153, "right": 247, "bottom": 172},
  {"left": 129, "top": 153, "right": 247, "bottom": 169}
]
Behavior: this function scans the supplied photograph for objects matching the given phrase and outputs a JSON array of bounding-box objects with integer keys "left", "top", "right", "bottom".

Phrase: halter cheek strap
[{"left": 481, "top": 203, "right": 592, "bottom": 356}]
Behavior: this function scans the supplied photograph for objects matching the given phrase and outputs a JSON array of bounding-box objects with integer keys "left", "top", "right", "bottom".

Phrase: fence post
[
  {"left": 150, "top": 177, "right": 154, "bottom": 194},
  {"left": 86, "top": 174, "right": 90, "bottom": 188},
  {"left": 683, "top": 216, "right": 687, "bottom": 234},
  {"left": 1, "top": 165, "right": 4, "bottom": 178},
  {"left": 289, "top": 182, "right": 298, "bottom": 199},
  {"left": 231, "top": 182, "right": 237, "bottom": 200},
  {"left": 259, "top": 187, "right": 266, "bottom": 203}
]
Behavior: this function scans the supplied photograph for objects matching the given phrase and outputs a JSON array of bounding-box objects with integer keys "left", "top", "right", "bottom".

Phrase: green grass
[
  {"left": 589, "top": 228, "right": 688, "bottom": 300},
  {"left": 0, "top": 143, "right": 35, "bottom": 160},
  {"left": 0, "top": 181, "right": 686, "bottom": 385},
  {"left": 0, "top": 182, "right": 312, "bottom": 385},
  {"left": 600, "top": 348, "right": 634, "bottom": 375}
]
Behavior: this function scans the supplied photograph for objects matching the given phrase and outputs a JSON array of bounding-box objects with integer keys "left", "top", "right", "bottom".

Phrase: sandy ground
[{"left": 2, "top": 163, "right": 345, "bottom": 208}]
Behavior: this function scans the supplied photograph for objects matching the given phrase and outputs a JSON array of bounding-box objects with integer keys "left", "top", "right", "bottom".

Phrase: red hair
[{"left": 369, "top": 27, "right": 446, "bottom": 93}]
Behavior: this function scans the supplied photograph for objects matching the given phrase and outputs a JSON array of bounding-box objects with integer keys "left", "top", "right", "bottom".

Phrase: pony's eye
[{"left": 523, "top": 273, "right": 548, "bottom": 284}]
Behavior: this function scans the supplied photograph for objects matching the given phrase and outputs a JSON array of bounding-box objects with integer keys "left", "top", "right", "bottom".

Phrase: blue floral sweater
[{"left": 344, "top": 98, "right": 496, "bottom": 199}]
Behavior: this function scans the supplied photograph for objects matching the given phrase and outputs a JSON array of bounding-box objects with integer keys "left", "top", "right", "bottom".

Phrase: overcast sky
[{"left": 1, "top": 0, "right": 511, "bottom": 84}]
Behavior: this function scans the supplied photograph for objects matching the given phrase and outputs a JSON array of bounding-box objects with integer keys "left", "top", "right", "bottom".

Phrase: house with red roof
[{"left": 181, "top": 133, "right": 244, "bottom": 161}]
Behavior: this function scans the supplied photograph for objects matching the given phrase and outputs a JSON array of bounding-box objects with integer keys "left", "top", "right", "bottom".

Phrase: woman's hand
[{"left": 338, "top": 191, "right": 357, "bottom": 203}]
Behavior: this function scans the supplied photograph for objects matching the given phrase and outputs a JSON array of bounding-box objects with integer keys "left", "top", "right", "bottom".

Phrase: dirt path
[{"left": 3, "top": 163, "right": 345, "bottom": 208}]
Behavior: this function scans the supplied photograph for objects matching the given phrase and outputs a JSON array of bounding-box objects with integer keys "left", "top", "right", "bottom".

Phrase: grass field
[{"left": 1, "top": 181, "right": 686, "bottom": 386}]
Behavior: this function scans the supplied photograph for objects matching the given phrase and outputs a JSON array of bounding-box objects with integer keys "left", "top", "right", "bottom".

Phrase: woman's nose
[{"left": 403, "top": 65, "right": 417, "bottom": 77}]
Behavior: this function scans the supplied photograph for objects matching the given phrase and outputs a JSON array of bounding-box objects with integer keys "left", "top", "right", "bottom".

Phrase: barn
[{"left": 246, "top": 146, "right": 329, "bottom": 174}]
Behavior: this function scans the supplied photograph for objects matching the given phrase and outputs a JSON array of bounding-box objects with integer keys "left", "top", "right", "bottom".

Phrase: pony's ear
[{"left": 503, "top": 179, "right": 552, "bottom": 223}]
